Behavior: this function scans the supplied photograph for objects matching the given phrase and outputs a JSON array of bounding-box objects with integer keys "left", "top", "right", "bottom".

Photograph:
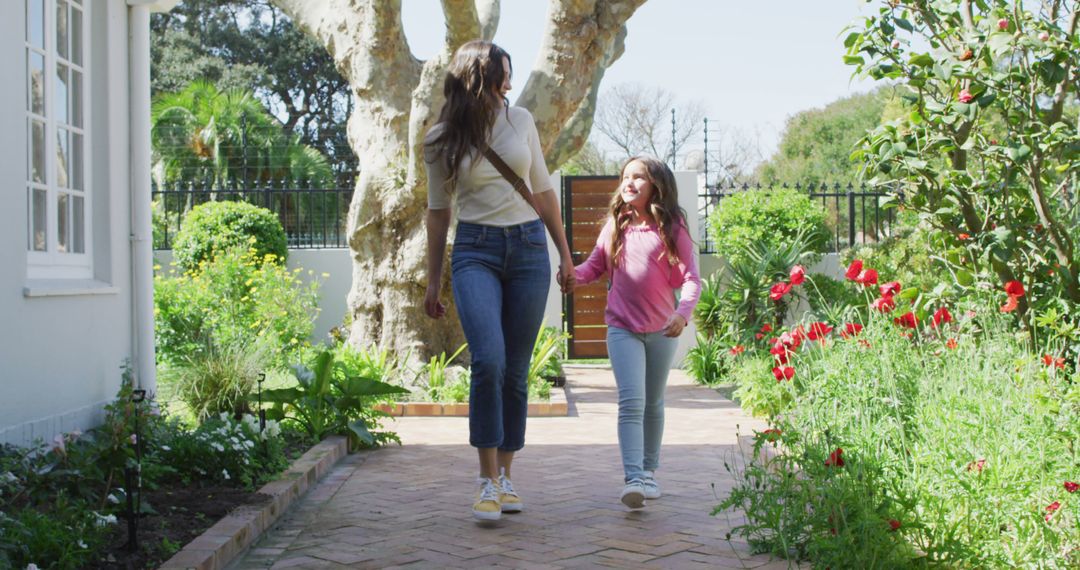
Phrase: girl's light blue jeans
[
  {"left": 607, "top": 325, "right": 679, "bottom": 482},
  {"left": 451, "top": 219, "right": 550, "bottom": 451}
]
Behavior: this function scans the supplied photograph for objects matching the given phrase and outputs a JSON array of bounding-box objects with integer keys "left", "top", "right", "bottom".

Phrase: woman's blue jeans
[
  {"left": 607, "top": 326, "right": 679, "bottom": 482},
  {"left": 451, "top": 219, "right": 550, "bottom": 451}
]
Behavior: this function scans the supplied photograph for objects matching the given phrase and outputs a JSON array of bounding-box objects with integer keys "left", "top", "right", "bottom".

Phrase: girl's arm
[
  {"left": 662, "top": 221, "right": 701, "bottom": 337},
  {"left": 574, "top": 219, "right": 613, "bottom": 286}
]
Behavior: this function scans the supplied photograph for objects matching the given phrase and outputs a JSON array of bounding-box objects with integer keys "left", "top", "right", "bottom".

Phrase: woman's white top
[{"left": 425, "top": 106, "right": 553, "bottom": 227}]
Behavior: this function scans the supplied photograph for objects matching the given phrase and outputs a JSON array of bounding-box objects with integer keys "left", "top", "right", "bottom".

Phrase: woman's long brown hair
[
  {"left": 425, "top": 40, "right": 512, "bottom": 191},
  {"left": 607, "top": 156, "right": 687, "bottom": 267}
]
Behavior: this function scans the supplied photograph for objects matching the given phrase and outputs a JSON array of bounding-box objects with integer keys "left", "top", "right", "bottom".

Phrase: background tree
[
  {"left": 848, "top": 0, "right": 1080, "bottom": 323},
  {"left": 152, "top": 0, "right": 354, "bottom": 180},
  {"left": 593, "top": 83, "right": 706, "bottom": 163},
  {"left": 756, "top": 88, "right": 896, "bottom": 184},
  {"left": 561, "top": 141, "right": 619, "bottom": 175},
  {"left": 269, "top": 0, "right": 647, "bottom": 357}
]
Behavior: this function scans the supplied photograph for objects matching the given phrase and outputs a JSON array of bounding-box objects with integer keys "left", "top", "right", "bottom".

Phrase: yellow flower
[{"left": 321, "top": 273, "right": 330, "bottom": 278}]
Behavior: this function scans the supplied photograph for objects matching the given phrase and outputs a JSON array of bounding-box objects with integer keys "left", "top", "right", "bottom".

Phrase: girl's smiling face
[{"left": 619, "top": 159, "right": 655, "bottom": 211}]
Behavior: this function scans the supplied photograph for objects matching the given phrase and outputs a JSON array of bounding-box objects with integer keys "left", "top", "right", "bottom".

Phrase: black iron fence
[
  {"left": 698, "top": 182, "right": 897, "bottom": 254},
  {"left": 152, "top": 179, "right": 354, "bottom": 250}
]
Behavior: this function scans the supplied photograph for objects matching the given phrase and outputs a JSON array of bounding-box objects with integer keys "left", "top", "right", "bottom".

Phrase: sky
[{"left": 401, "top": 1, "right": 881, "bottom": 168}]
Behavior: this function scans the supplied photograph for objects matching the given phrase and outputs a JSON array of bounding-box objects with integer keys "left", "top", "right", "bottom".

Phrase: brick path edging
[
  {"left": 158, "top": 435, "right": 348, "bottom": 570},
  {"left": 373, "top": 384, "right": 569, "bottom": 417}
]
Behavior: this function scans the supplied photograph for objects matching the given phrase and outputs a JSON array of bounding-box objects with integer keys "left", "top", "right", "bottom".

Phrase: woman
[{"left": 423, "top": 40, "right": 574, "bottom": 522}]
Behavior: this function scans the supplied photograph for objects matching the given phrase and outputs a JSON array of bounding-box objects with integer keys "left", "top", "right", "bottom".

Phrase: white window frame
[{"left": 26, "top": 0, "right": 92, "bottom": 280}]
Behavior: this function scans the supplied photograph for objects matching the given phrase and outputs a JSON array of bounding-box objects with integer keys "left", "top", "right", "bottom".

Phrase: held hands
[
  {"left": 556, "top": 257, "right": 576, "bottom": 294},
  {"left": 662, "top": 313, "right": 687, "bottom": 337},
  {"left": 424, "top": 283, "right": 447, "bottom": 319}
]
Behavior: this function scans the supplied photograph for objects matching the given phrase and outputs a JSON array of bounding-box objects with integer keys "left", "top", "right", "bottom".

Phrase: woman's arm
[
  {"left": 425, "top": 207, "right": 452, "bottom": 318},
  {"left": 533, "top": 190, "right": 575, "bottom": 294}
]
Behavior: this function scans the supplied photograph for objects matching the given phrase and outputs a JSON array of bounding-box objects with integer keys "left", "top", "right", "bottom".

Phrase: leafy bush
[
  {"left": 155, "top": 245, "right": 319, "bottom": 369},
  {"left": 162, "top": 338, "right": 271, "bottom": 420},
  {"left": 707, "top": 187, "right": 829, "bottom": 268},
  {"left": 423, "top": 343, "right": 469, "bottom": 403},
  {"left": 840, "top": 219, "right": 951, "bottom": 298},
  {"left": 718, "top": 299, "right": 1080, "bottom": 566},
  {"left": 155, "top": 413, "right": 288, "bottom": 489},
  {"left": 261, "top": 350, "right": 408, "bottom": 450},
  {"left": 684, "top": 333, "right": 732, "bottom": 385},
  {"left": 172, "top": 201, "right": 287, "bottom": 272}
]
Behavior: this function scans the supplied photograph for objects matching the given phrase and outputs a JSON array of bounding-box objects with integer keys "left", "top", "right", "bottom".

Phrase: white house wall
[{"left": 0, "top": 1, "right": 135, "bottom": 446}]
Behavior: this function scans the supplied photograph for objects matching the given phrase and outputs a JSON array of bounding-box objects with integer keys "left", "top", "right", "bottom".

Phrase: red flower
[
  {"left": 894, "top": 312, "right": 919, "bottom": 329},
  {"left": 807, "top": 322, "right": 833, "bottom": 341},
  {"left": 858, "top": 339, "right": 872, "bottom": 349},
  {"left": 958, "top": 88, "right": 975, "bottom": 104},
  {"left": 772, "top": 366, "right": 795, "bottom": 382},
  {"left": 879, "top": 281, "right": 901, "bottom": 296},
  {"left": 997, "top": 17, "right": 1009, "bottom": 30},
  {"left": 1000, "top": 295, "right": 1019, "bottom": 313},
  {"left": 1004, "top": 280, "right": 1025, "bottom": 297},
  {"left": 856, "top": 269, "right": 879, "bottom": 286},
  {"left": 967, "top": 458, "right": 986, "bottom": 473},
  {"left": 932, "top": 307, "right": 953, "bottom": 328},
  {"left": 762, "top": 428, "right": 782, "bottom": 441},
  {"left": 755, "top": 332, "right": 764, "bottom": 340},
  {"left": 770, "top": 282, "right": 792, "bottom": 301},
  {"left": 770, "top": 344, "right": 790, "bottom": 365},
  {"left": 946, "top": 338, "right": 958, "bottom": 350},
  {"left": 888, "top": 519, "right": 901, "bottom": 532},
  {"left": 958, "top": 233, "right": 970, "bottom": 240},
  {"left": 760, "top": 323, "right": 773, "bottom": 333},
  {"left": 1065, "top": 481, "right": 1079, "bottom": 493},
  {"left": 729, "top": 345, "right": 746, "bottom": 356},
  {"left": 840, "top": 323, "right": 864, "bottom": 339},
  {"left": 1042, "top": 354, "right": 1065, "bottom": 369},
  {"left": 871, "top": 296, "right": 896, "bottom": 313},
  {"left": 1045, "top": 501, "right": 1060, "bottom": 522},
  {"left": 845, "top": 259, "right": 864, "bottom": 281},
  {"left": 825, "top": 448, "right": 845, "bottom": 467},
  {"left": 789, "top": 265, "right": 806, "bottom": 286}
]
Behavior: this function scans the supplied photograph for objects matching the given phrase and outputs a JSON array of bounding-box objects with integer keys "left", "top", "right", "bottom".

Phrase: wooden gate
[{"left": 563, "top": 175, "right": 618, "bottom": 359}]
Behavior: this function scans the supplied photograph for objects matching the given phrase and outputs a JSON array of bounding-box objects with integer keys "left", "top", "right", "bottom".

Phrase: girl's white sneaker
[{"left": 620, "top": 479, "right": 646, "bottom": 509}]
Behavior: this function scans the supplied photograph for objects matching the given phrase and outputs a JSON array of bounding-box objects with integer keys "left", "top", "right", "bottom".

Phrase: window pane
[
  {"left": 72, "top": 132, "right": 83, "bottom": 191},
  {"left": 31, "top": 120, "right": 44, "bottom": 183},
  {"left": 57, "top": 193, "right": 69, "bottom": 253},
  {"left": 29, "top": 51, "right": 44, "bottom": 115},
  {"left": 71, "top": 71, "right": 82, "bottom": 127},
  {"left": 56, "top": 127, "right": 69, "bottom": 188},
  {"left": 73, "top": 195, "right": 84, "bottom": 253},
  {"left": 32, "top": 188, "right": 46, "bottom": 251},
  {"left": 56, "top": 1, "right": 68, "bottom": 60},
  {"left": 55, "top": 64, "right": 68, "bottom": 124},
  {"left": 28, "top": 0, "right": 44, "bottom": 48},
  {"left": 71, "top": 7, "right": 82, "bottom": 66}
]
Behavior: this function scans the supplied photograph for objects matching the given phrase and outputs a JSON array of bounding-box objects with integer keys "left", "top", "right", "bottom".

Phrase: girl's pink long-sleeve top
[{"left": 574, "top": 218, "right": 701, "bottom": 334}]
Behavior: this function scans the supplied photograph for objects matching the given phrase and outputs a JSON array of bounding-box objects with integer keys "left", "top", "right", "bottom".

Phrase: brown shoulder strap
[{"left": 482, "top": 147, "right": 542, "bottom": 217}]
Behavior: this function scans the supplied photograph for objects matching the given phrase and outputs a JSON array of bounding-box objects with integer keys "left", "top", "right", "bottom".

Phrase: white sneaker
[
  {"left": 472, "top": 477, "right": 502, "bottom": 521},
  {"left": 620, "top": 479, "right": 646, "bottom": 509},
  {"left": 642, "top": 473, "right": 661, "bottom": 500},
  {"left": 498, "top": 468, "right": 523, "bottom": 513}
]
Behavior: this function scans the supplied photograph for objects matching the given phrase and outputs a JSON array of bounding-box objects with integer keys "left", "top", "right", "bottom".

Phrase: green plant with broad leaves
[
  {"left": 259, "top": 350, "right": 408, "bottom": 449},
  {"left": 684, "top": 332, "right": 732, "bottom": 385},
  {"left": 528, "top": 326, "right": 569, "bottom": 399},
  {"left": 424, "top": 343, "right": 468, "bottom": 403},
  {"left": 847, "top": 1, "right": 1080, "bottom": 327}
]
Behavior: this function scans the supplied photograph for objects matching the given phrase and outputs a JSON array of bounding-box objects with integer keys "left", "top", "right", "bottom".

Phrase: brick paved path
[{"left": 230, "top": 367, "right": 797, "bottom": 569}]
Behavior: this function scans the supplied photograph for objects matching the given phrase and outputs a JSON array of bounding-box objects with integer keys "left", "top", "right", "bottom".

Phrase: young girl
[{"left": 573, "top": 156, "right": 700, "bottom": 509}]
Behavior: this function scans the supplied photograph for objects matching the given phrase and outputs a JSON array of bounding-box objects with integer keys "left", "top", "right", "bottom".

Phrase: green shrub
[
  {"left": 172, "top": 201, "right": 287, "bottom": 272},
  {"left": 162, "top": 338, "right": 271, "bottom": 420},
  {"left": 841, "top": 218, "right": 951, "bottom": 296},
  {"left": 708, "top": 187, "right": 829, "bottom": 268},
  {"left": 155, "top": 413, "right": 288, "bottom": 489},
  {"left": 684, "top": 333, "right": 732, "bottom": 385},
  {"left": 154, "top": 246, "right": 319, "bottom": 369}
]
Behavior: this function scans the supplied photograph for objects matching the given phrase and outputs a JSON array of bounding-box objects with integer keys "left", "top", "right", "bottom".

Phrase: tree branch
[
  {"left": 441, "top": 0, "right": 481, "bottom": 49},
  {"left": 477, "top": 0, "right": 500, "bottom": 41},
  {"left": 1049, "top": 6, "right": 1079, "bottom": 123}
]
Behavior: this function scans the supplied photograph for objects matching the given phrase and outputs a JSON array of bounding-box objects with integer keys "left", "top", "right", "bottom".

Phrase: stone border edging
[
  {"left": 374, "top": 384, "right": 569, "bottom": 417},
  {"left": 158, "top": 435, "right": 348, "bottom": 570}
]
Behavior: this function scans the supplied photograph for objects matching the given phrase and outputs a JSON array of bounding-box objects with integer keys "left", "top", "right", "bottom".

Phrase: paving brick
[{"left": 230, "top": 368, "right": 802, "bottom": 569}]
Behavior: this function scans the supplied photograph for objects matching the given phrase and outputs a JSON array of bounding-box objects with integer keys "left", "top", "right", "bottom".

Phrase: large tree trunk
[{"left": 272, "top": 0, "right": 645, "bottom": 358}]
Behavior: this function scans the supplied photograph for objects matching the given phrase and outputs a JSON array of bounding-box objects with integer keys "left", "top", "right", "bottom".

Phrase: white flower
[
  {"left": 161, "top": 445, "right": 171, "bottom": 451},
  {"left": 26, "top": 564, "right": 40, "bottom": 570},
  {"left": 211, "top": 442, "right": 225, "bottom": 452},
  {"left": 107, "top": 493, "right": 119, "bottom": 504},
  {"left": 2, "top": 472, "right": 16, "bottom": 484},
  {"left": 93, "top": 513, "right": 118, "bottom": 527},
  {"left": 219, "top": 412, "right": 231, "bottom": 422},
  {"left": 222, "top": 469, "right": 230, "bottom": 480},
  {"left": 77, "top": 540, "right": 87, "bottom": 549},
  {"left": 244, "top": 440, "right": 255, "bottom": 449}
]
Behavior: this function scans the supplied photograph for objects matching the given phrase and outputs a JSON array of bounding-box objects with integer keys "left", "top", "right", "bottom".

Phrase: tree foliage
[
  {"left": 757, "top": 88, "right": 895, "bottom": 184},
  {"left": 151, "top": 0, "right": 354, "bottom": 176},
  {"left": 847, "top": 0, "right": 1080, "bottom": 325}
]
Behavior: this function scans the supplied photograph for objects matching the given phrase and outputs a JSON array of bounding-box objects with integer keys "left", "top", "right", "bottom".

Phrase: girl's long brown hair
[
  {"left": 608, "top": 156, "right": 687, "bottom": 267},
  {"left": 425, "top": 40, "right": 512, "bottom": 191}
]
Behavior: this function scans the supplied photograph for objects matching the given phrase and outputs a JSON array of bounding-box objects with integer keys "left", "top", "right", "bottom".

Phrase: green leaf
[
  {"left": 843, "top": 32, "right": 861, "bottom": 48},
  {"left": 909, "top": 53, "right": 935, "bottom": 67},
  {"left": 348, "top": 420, "right": 375, "bottom": 446},
  {"left": 956, "top": 269, "right": 974, "bottom": 286},
  {"left": 898, "top": 287, "right": 920, "bottom": 301},
  {"left": 894, "top": 17, "right": 914, "bottom": 32},
  {"left": 843, "top": 55, "right": 865, "bottom": 66},
  {"left": 1009, "top": 145, "right": 1032, "bottom": 162},
  {"left": 933, "top": 62, "right": 953, "bottom": 81},
  {"left": 987, "top": 32, "right": 1013, "bottom": 55}
]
